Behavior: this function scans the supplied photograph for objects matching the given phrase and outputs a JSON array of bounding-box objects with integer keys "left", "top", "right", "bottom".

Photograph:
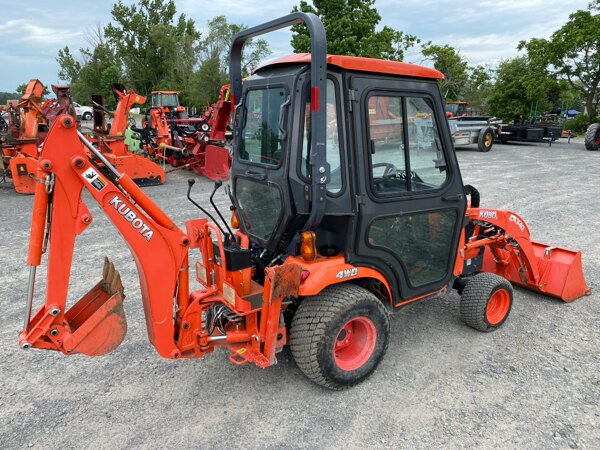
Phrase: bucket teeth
[{"left": 101, "top": 257, "right": 124, "bottom": 297}]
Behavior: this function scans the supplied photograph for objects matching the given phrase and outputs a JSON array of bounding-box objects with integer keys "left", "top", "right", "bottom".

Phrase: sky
[{"left": 0, "top": 0, "right": 591, "bottom": 92}]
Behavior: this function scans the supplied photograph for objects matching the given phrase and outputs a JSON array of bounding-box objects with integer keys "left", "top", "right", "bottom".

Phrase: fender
[{"left": 284, "top": 255, "right": 392, "bottom": 304}]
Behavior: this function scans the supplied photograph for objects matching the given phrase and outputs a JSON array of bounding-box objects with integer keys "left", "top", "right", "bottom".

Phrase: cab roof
[{"left": 257, "top": 53, "right": 444, "bottom": 80}]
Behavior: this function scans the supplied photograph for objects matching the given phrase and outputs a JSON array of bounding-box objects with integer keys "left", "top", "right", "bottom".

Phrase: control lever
[
  {"left": 210, "top": 180, "right": 235, "bottom": 240},
  {"left": 187, "top": 179, "right": 230, "bottom": 242}
]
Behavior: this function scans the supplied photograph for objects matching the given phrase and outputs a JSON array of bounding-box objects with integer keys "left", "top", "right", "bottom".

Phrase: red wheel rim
[
  {"left": 333, "top": 316, "right": 376, "bottom": 371},
  {"left": 485, "top": 289, "right": 510, "bottom": 325}
]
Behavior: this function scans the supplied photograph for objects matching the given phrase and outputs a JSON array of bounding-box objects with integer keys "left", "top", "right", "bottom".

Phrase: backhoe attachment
[{"left": 19, "top": 114, "right": 290, "bottom": 366}]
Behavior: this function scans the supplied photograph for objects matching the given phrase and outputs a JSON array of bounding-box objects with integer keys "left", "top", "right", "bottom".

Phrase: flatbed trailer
[{"left": 448, "top": 115, "right": 501, "bottom": 152}]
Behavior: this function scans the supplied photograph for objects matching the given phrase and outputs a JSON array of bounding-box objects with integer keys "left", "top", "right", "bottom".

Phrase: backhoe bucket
[
  {"left": 482, "top": 241, "right": 590, "bottom": 302},
  {"left": 62, "top": 257, "right": 127, "bottom": 355}
]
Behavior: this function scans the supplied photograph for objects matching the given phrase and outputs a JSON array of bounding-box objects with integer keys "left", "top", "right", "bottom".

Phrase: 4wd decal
[
  {"left": 109, "top": 196, "right": 154, "bottom": 241},
  {"left": 336, "top": 267, "right": 358, "bottom": 279}
]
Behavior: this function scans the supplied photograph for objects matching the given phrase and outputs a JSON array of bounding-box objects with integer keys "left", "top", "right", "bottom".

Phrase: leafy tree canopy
[
  {"left": 421, "top": 43, "right": 469, "bottom": 100},
  {"left": 56, "top": 2, "right": 271, "bottom": 108},
  {"left": 104, "top": 0, "right": 200, "bottom": 98},
  {"left": 518, "top": 2, "right": 600, "bottom": 117},
  {"left": 291, "top": 0, "right": 419, "bottom": 61}
]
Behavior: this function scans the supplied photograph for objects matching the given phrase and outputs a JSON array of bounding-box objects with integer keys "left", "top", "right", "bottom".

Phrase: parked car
[{"left": 73, "top": 102, "right": 93, "bottom": 121}]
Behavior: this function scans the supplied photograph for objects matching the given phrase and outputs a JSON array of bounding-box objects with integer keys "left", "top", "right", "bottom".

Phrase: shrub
[{"left": 561, "top": 114, "right": 599, "bottom": 133}]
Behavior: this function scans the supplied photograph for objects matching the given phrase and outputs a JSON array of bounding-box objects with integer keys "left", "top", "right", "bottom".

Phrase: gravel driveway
[{"left": 0, "top": 137, "right": 598, "bottom": 449}]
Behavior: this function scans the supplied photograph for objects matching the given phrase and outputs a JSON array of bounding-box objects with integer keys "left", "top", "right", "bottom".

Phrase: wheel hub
[
  {"left": 485, "top": 289, "right": 510, "bottom": 325},
  {"left": 333, "top": 316, "right": 376, "bottom": 371}
]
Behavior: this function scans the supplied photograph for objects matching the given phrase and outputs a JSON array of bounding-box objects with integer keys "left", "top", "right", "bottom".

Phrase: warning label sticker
[
  {"left": 82, "top": 167, "right": 106, "bottom": 192},
  {"left": 91, "top": 176, "right": 107, "bottom": 191},
  {"left": 82, "top": 167, "right": 98, "bottom": 182}
]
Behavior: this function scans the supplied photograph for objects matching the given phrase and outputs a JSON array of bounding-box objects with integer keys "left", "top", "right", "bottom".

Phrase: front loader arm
[
  {"left": 20, "top": 115, "right": 188, "bottom": 357},
  {"left": 457, "top": 207, "right": 589, "bottom": 302}
]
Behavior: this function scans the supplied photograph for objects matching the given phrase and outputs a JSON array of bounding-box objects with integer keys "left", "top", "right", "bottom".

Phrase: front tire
[
  {"left": 584, "top": 123, "right": 600, "bottom": 151},
  {"left": 460, "top": 273, "right": 513, "bottom": 332},
  {"left": 83, "top": 112, "right": 93, "bottom": 121},
  {"left": 290, "top": 284, "right": 390, "bottom": 390}
]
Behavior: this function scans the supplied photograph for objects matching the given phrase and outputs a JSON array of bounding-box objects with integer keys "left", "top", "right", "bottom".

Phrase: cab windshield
[
  {"left": 238, "top": 87, "right": 287, "bottom": 166},
  {"left": 152, "top": 93, "right": 179, "bottom": 108}
]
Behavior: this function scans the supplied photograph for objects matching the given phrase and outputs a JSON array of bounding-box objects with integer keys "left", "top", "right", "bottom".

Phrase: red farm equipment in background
[
  {"left": 138, "top": 84, "right": 232, "bottom": 181},
  {"left": 1, "top": 80, "right": 48, "bottom": 193}
]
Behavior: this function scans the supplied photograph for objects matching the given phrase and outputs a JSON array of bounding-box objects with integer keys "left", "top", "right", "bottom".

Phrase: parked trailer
[
  {"left": 448, "top": 116, "right": 501, "bottom": 152},
  {"left": 498, "top": 120, "right": 562, "bottom": 146}
]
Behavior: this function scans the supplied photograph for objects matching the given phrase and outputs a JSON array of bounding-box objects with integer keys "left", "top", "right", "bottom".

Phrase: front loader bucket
[
  {"left": 62, "top": 258, "right": 127, "bottom": 355},
  {"left": 482, "top": 242, "right": 590, "bottom": 302}
]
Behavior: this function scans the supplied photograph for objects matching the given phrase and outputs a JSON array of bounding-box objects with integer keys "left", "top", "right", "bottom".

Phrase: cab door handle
[
  {"left": 245, "top": 170, "right": 266, "bottom": 181},
  {"left": 442, "top": 193, "right": 464, "bottom": 202}
]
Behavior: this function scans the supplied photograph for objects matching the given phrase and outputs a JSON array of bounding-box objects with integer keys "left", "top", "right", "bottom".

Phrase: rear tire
[
  {"left": 83, "top": 112, "right": 92, "bottom": 121},
  {"left": 584, "top": 123, "right": 600, "bottom": 151},
  {"left": 477, "top": 127, "right": 494, "bottom": 152},
  {"left": 290, "top": 284, "right": 390, "bottom": 390},
  {"left": 460, "top": 273, "right": 513, "bottom": 332}
]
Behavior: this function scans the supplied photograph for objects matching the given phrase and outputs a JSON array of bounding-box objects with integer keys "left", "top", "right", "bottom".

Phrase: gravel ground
[{"left": 0, "top": 137, "right": 598, "bottom": 449}]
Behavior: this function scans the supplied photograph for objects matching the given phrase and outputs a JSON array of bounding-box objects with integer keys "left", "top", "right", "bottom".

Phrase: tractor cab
[
  {"left": 231, "top": 52, "right": 467, "bottom": 301},
  {"left": 151, "top": 90, "right": 187, "bottom": 119},
  {"left": 445, "top": 101, "right": 468, "bottom": 117}
]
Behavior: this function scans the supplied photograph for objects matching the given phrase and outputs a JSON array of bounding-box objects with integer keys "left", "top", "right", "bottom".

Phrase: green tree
[
  {"left": 190, "top": 55, "right": 226, "bottom": 106},
  {"left": 190, "top": 16, "right": 270, "bottom": 105},
  {"left": 462, "top": 65, "right": 494, "bottom": 113},
  {"left": 486, "top": 57, "right": 565, "bottom": 123},
  {"left": 0, "top": 92, "right": 20, "bottom": 104},
  {"left": 290, "top": 0, "right": 419, "bottom": 60},
  {"left": 518, "top": 3, "right": 600, "bottom": 117},
  {"left": 56, "top": 27, "right": 123, "bottom": 108},
  {"left": 104, "top": 0, "right": 201, "bottom": 98},
  {"left": 421, "top": 43, "right": 469, "bottom": 100}
]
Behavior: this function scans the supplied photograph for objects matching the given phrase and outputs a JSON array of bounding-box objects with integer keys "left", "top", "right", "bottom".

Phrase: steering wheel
[{"left": 373, "top": 162, "right": 398, "bottom": 179}]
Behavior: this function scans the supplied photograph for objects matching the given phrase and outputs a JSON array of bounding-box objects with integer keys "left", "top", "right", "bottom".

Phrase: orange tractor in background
[
  {"left": 19, "top": 13, "right": 590, "bottom": 390},
  {"left": 150, "top": 90, "right": 188, "bottom": 119}
]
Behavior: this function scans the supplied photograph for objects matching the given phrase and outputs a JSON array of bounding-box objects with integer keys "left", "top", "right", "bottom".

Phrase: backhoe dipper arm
[{"left": 20, "top": 115, "right": 188, "bottom": 358}]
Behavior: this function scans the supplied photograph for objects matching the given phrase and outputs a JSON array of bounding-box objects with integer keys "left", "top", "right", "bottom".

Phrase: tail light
[{"left": 231, "top": 209, "right": 239, "bottom": 229}]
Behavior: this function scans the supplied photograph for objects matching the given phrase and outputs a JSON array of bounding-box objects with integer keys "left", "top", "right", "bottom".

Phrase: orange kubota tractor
[
  {"left": 150, "top": 89, "right": 188, "bottom": 119},
  {"left": 19, "top": 13, "right": 590, "bottom": 390}
]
